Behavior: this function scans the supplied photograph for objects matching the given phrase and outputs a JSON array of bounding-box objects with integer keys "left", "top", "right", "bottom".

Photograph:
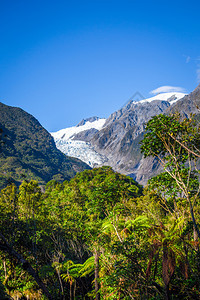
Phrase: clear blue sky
[{"left": 0, "top": 0, "right": 200, "bottom": 131}]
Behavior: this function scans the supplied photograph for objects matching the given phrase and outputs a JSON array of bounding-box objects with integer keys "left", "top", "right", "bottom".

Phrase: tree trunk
[
  {"left": 73, "top": 280, "right": 76, "bottom": 300},
  {"left": 56, "top": 268, "right": 65, "bottom": 300},
  {"left": 0, "top": 232, "right": 53, "bottom": 300},
  {"left": 94, "top": 249, "right": 100, "bottom": 300},
  {"left": 164, "top": 283, "right": 170, "bottom": 300},
  {"left": 70, "top": 282, "right": 72, "bottom": 300},
  {"left": 162, "top": 241, "right": 175, "bottom": 300},
  {"left": 3, "top": 259, "right": 7, "bottom": 279},
  {"left": 190, "top": 205, "right": 200, "bottom": 239}
]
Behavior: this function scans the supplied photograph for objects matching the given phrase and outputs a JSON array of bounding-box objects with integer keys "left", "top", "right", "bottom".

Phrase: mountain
[
  {"left": 90, "top": 92, "right": 186, "bottom": 184},
  {"left": 130, "top": 86, "right": 200, "bottom": 183},
  {"left": 0, "top": 102, "right": 90, "bottom": 189},
  {"left": 51, "top": 92, "right": 186, "bottom": 184},
  {"left": 167, "top": 83, "right": 200, "bottom": 118},
  {"left": 51, "top": 117, "right": 108, "bottom": 167},
  {"left": 76, "top": 116, "right": 101, "bottom": 127}
]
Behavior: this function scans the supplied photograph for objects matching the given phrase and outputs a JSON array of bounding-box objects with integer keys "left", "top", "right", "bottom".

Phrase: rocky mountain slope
[
  {"left": 0, "top": 102, "right": 90, "bottom": 189},
  {"left": 117, "top": 86, "right": 200, "bottom": 184},
  {"left": 167, "top": 83, "right": 200, "bottom": 117},
  {"left": 52, "top": 92, "right": 187, "bottom": 184},
  {"left": 90, "top": 92, "right": 186, "bottom": 184}
]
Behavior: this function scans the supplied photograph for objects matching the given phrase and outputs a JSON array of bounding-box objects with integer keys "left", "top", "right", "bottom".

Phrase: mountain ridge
[
  {"left": 2, "top": 85, "right": 199, "bottom": 188},
  {"left": 51, "top": 92, "right": 189, "bottom": 184},
  {"left": 0, "top": 102, "right": 90, "bottom": 189}
]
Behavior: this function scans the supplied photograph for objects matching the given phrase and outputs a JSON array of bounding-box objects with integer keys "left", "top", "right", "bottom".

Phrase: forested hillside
[
  {"left": 0, "top": 112, "right": 199, "bottom": 299},
  {"left": 0, "top": 102, "right": 90, "bottom": 189}
]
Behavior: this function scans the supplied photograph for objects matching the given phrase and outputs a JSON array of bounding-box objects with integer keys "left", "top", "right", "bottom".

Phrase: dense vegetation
[
  {"left": 0, "top": 113, "right": 199, "bottom": 299},
  {"left": 0, "top": 102, "right": 90, "bottom": 190}
]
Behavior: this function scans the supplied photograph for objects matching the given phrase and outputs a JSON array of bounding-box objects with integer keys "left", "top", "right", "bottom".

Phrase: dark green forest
[
  {"left": 0, "top": 102, "right": 90, "bottom": 189},
  {"left": 0, "top": 114, "right": 200, "bottom": 300}
]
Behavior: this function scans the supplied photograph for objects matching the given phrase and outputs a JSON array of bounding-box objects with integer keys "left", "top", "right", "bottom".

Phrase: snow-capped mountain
[
  {"left": 90, "top": 92, "right": 187, "bottom": 184},
  {"left": 51, "top": 117, "right": 107, "bottom": 167},
  {"left": 51, "top": 117, "right": 106, "bottom": 141},
  {"left": 51, "top": 91, "right": 191, "bottom": 183}
]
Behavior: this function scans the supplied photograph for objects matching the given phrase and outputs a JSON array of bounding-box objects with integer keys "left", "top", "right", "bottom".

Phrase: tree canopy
[{"left": 0, "top": 114, "right": 199, "bottom": 299}]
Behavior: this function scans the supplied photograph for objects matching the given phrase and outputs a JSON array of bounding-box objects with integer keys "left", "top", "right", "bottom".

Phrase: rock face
[
  {"left": 92, "top": 100, "right": 171, "bottom": 158},
  {"left": 0, "top": 102, "right": 90, "bottom": 189},
  {"left": 167, "top": 83, "right": 200, "bottom": 117},
  {"left": 90, "top": 94, "right": 184, "bottom": 185},
  {"left": 51, "top": 86, "right": 200, "bottom": 185},
  {"left": 76, "top": 116, "right": 100, "bottom": 127}
]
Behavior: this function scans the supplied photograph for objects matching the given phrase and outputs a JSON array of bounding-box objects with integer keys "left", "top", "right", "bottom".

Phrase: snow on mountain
[
  {"left": 51, "top": 118, "right": 107, "bottom": 167},
  {"left": 51, "top": 118, "right": 106, "bottom": 141},
  {"left": 133, "top": 92, "right": 186, "bottom": 104},
  {"left": 133, "top": 92, "right": 186, "bottom": 105}
]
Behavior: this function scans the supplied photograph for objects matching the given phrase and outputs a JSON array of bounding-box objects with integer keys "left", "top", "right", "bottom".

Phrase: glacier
[{"left": 51, "top": 118, "right": 108, "bottom": 167}]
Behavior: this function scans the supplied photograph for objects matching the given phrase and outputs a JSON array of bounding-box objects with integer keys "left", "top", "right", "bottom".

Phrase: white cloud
[
  {"left": 186, "top": 56, "right": 191, "bottom": 63},
  {"left": 150, "top": 86, "right": 186, "bottom": 95},
  {"left": 183, "top": 54, "right": 191, "bottom": 63}
]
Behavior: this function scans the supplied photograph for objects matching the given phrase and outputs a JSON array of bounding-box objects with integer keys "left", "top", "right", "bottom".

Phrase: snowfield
[{"left": 51, "top": 118, "right": 106, "bottom": 141}]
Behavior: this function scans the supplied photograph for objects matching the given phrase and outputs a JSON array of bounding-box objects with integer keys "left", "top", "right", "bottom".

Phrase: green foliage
[
  {"left": 0, "top": 167, "right": 142, "bottom": 299},
  {"left": 62, "top": 256, "right": 95, "bottom": 281},
  {"left": 141, "top": 113, "right": 200, "bottom": 237},
  {"left": 0, "top": 280, "right": 11, "bottom": 299},
  {"left": 141, "top": 113, "right": 200, "bottom": 160},
  {"left": 0, "top": 102, "right": 90, "bottom": 190},
  {"left": 0, "top": 138, "right": 199, "bottom": 300}
]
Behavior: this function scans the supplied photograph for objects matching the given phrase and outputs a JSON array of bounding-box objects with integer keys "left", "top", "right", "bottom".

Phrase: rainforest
[{"left": 0, "top": 114, "right": 199, "bottom": 300}]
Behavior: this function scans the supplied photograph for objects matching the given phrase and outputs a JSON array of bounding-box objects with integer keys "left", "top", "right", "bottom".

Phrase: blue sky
[{"left": 0, "top": 0, "right": 200, "bottom": 131}]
